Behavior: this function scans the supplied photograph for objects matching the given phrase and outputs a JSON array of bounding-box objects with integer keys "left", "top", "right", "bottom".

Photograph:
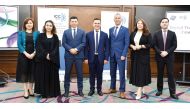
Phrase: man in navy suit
[
  {"left": 84, "top": 18, "right": 109, "bottom": 96},
  {"left": 62, "top": 16, "right": 86, "bottom": 97},
  {"left": 153, "top": 18, "right": 178, "bottom": 99},
  {"left": 105, "top": 13, "right": 130, "bottom": 99}
]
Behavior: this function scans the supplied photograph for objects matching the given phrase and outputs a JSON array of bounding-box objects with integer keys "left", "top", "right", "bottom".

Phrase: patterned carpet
[{"left": 0, "top": 78, "right": 190, "bottom": 103}]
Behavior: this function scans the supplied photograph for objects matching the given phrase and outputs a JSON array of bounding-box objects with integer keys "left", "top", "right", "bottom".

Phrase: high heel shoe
[
  {"left": 23, "top": 91, "right": 29, "bottom": 99},
  {"left": 135, "top": 94, "right": 142, "bottom": 100},
  {"left": 142, "top": 88, "right": 145, "bottom": 94},
  {"left": 24, "top": 95, "right": 29, "bottom": 99},
  {"left": 28, "top": 89, "right": 34, "bottom": 96}
]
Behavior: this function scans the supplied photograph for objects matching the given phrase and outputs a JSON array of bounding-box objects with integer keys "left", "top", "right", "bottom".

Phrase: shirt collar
[{"left": 94, "top": 29, "right": 100, "bottom": 33}]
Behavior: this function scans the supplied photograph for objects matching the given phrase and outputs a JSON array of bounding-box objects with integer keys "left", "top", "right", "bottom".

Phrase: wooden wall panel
[{"left": 0, "top": 51, "right": 18, "bottom": 77}]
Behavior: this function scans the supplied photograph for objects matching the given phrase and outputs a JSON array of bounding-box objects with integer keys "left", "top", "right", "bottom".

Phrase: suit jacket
[
  {"left": 153, "top": 30, "right": 177, "bottom": 62},
  {"left": 62, "top": 28, "right": 86, "bottom": 59},
  {"left": 85, "top": 30, "right": 109, "bottom": 64},
  {"left": 109, "top": 26, "right": 130, "bottom": 59},
  {"left": 130, "top": 32, "right": 152, "bottom": 64},
  {"left": 17, "top": 31, "right": 39, "bottom": 53}
]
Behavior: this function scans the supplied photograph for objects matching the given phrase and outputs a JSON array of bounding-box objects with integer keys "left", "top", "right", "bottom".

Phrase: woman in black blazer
[{"left": 129, "top": 18, "right": 152, "bottom": 100}]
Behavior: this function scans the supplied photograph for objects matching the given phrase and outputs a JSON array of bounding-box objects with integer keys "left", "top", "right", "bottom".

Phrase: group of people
[{"left": 16, "top": 12, "right": 178, "bottom": 100}]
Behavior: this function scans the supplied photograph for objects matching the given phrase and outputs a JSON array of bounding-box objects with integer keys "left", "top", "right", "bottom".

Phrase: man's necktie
[
  {"left": 163, "top": 31, "right": 167, "bottom": 50},
  {"left": 95, "top": 31, "right": 98, "bottom": 54},
  {"left": 73, "top": 29, "right": 76, "bottom": 39},
  {"left": 114, "top": 27, "right": 118, "bottom": 38}
]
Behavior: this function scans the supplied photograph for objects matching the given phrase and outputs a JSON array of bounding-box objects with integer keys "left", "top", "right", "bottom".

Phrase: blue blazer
[
  {"left": 85, "top": 31, "right": 109, "bottom": 64},
  {"left": 109, "top": 26, "right": 130, "bottom": 59},
  {"left": 62, "top": 28, "right": 86, "bottom": 59},
  {"left": 17, "top": 31, "right": 39, "bottom": 53}
]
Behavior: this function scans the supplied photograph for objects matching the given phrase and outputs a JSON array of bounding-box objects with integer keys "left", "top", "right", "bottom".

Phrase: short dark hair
[
  {"left": 93, "top": 18, "right": 101, "bottom": 21},
  {"left": 160, "top": 18, "right": 169, "bottom": 23},
  {"left": 22, "top": 18, "right": 35, "bottom": 31},
  {"left": 70, "top": 16, "right": 78, "bottom": 21},
  {"left": 43, "top": 20, "right": 57, "bottom": 34}
]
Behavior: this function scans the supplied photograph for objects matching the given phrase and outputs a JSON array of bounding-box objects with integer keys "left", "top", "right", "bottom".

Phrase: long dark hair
[
  {"left": 42, "top": 20, "right": 57, "bottom": 34},
  {"left": 134, "top": 18, "right": 150, "bottom": 36}
]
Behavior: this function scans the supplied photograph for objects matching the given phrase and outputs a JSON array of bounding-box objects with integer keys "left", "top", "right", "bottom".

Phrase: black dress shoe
[
  {"left": 170, "top": 94, "right": 179, "bottom": 99},
  {"left": 78, "top": 91, "right": 84, "bottom": 97},
  {"left": 97, "top": 91, "right": 103, "bottom": 96},
  {"left": 88, "top": 90, "right": 95, "bottom": 96},
  {"left": 155, "top": 91, "right": 162, "bottom": 96},
  {"left": 63, "top": 92, "right": 69, "bottom": 97}
]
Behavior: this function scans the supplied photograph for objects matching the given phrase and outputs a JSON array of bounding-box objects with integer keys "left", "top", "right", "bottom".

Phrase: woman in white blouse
[{"left": 129, "top": 18, "right": 152, "bottom": 100}]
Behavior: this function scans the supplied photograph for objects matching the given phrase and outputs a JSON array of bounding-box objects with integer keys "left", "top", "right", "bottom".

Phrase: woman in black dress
[
  {"left": 16, "top": 18, "right": 39, "bottom": 99},
  {"left": 129, "top": 18, "right": 152, "bottom": 99},
  {"left": 34, "top": 20, "right": 60, "bottom": 98}
]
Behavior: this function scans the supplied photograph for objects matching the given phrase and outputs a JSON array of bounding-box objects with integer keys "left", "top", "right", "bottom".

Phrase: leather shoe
[
  {"left": 155, "top": 91, "right": 162, "bottom": 96},
  {"left": 78, "top": 91, "right": 84, "bottom": 97},
  {"left": 97, "top": 91, "right": 103, "bottom": 96},
  {"left": 88, "top": 90, "right": 95, "bottom": 96},
  {"left": 104, "top": 89, "right": 117, "bottom": 94},
  {"left": 119, "top": 92, "right": 125, "bottom": 99},
  {"left": 170, "top": 94, "right": 179, "bottom": 99},
  {"left": 63, "top": 92, "right": 69, "bottom": 97}
]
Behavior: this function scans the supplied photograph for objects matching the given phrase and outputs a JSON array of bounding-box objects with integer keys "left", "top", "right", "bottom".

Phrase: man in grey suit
[{"left": 62, "top": 16, "right": 86, "bottom": 97}]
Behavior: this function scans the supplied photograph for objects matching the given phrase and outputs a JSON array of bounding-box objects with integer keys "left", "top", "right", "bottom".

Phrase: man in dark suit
[
  {"left": 105, "top": 13, "right": 130, "bottom": 99},
  {"left": 153, "top": 18, "right": 178, "bottom": 99},
  {"left": 84, "top": 18, "right": 109, "bottom": 96},
  {"left": 62, "top": 16, "right": 86, "bottom": 97}
]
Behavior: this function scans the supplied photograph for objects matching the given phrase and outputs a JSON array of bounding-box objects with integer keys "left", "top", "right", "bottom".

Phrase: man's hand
[
  {"left": 84, "top": 59, "right": 88, "bottom": 64},
  {"left": 160, "top": 51, "right": 168, "bottom": 57},
  {"left": 121, "top": 56, "right": 126, "bottom": 60},
  {"left": 46, "top": 53, "right": 50, "bottom": 60},
  {"left": 104, "top": 60, "right": 108, "bottom": 64}
]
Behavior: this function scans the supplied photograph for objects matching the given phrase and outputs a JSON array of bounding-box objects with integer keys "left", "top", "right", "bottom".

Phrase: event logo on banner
[
  {"left": 101, "top": 11, "right": 129, "bottom": 80},
  {"left": 38, "top": 7, "right": 69, "bottom": 41},
  {"left": 38, "top": 7, "right": 69, "bottom": 81}
]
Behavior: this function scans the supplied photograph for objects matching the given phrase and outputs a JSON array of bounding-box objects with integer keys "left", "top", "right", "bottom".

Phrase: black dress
[
  {"left": 34, "top": 33, "right": 60, "bottom": 98},
  {"left": 129, "top": 32, "right": 152, "bottom": 87},
  {"left": 16, "top": 33, "right": 35, "bottom": 83}
]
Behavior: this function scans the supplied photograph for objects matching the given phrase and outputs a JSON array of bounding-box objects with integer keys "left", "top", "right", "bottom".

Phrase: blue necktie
[
  {"left": 95, "top": 31, "right": 98, "bottom": 54},
  {"left": 114, "top": 27, "right": 118, "bottom": 38}
]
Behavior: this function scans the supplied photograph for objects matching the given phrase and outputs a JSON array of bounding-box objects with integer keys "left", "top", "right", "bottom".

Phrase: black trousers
[
  {"left": 157, "top": 60, "right": 176, "bottom": 94},
  {"left": 89, "top": 55, "right": 104, "bottom": 92}
]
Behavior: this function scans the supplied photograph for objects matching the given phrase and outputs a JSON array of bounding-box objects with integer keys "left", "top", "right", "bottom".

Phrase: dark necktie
[
  {"left": 163, "top": 31, "right": 167, "bottom": 50},
  {"left": 114, "top": 27, "right": 118, "bottom": 38},
  {"left": 95, "top": 31, "right": 98, "bottom": 54},
  {"left": 73, "top": 29, "right": 76, "bottom": 39}
]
